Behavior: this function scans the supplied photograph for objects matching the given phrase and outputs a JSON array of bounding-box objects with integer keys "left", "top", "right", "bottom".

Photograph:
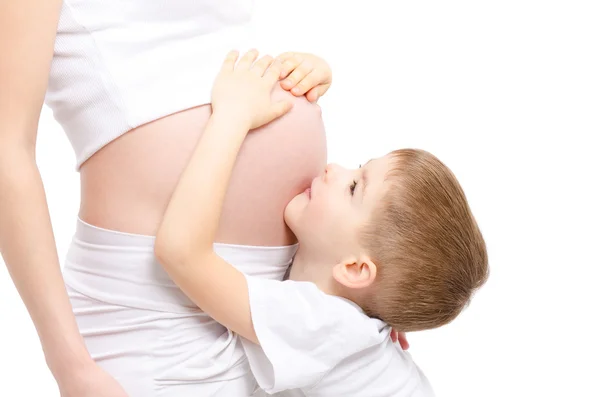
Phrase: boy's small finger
[
  {"left": 280, "top": 58, "right": 301, "bottom": 80},
  {"left": 221, "top": 50, "right": 239, "bottom": 71},
  {"left": 310, "top": 84, "right": 330, "bottom": 102},
  {"left": 397, "top": 332, "right": 410, "bottom": 350},
  {"left": 252, "top": 55, "right": 274, "bottom": 76},
  {"left": 283, "top": 61, "right": 313, "bottom": 91},
  {"left": 291, "top": 71, "right": 318, "bottom": 96},
  {"left": 280, "top": 76, "right": 295, "bottom": 89},
  {"left": 276, "top": 52, "right": 296, "bottom": 63},
  {"left": 237, "top": 49, "right": 259, "bottom": 69},
  {"left": 280, "top": 53, "right": 304, "bottom": 78},
  {"left": 305, "top": 86, "right": 320, "bottom": 103},
  {"left": 265, "top": 59, "right": 284, "bottom": 84}
]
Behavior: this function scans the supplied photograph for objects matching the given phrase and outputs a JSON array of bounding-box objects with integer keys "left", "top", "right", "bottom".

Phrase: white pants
[{"left": 63, "top": 219, "right": 296, "bottom": 396}]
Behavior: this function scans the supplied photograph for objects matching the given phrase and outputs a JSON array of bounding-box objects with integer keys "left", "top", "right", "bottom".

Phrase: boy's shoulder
[
  {"left": 242, "top": 275, "right": 395, "bottom": 393},
  {"left": 247, "top": 275, "right": 389, "bottom": 342}
]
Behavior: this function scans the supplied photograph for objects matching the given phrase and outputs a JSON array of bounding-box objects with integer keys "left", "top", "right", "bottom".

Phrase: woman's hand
[
  {"left": 391, "top": 329, "right": 410, "bottom": 350},
  {"left": 277, "top": 52, "right": 332, "bottom": 103},
  {"left": 58, "top": 363, "right": 128, "bottom": 397},
  {"left": 211, "top": 49, "right": 294, "bottom": 131}
]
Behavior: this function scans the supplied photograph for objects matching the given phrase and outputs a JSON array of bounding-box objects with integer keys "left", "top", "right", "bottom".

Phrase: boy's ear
[{"left": 332, "top": 256, "right": 377, "bottom": 289}]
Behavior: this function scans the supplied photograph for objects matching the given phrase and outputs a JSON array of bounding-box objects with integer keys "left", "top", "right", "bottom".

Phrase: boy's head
[{"left": 284, "top": 149, "right": 489, "bottom": 332}]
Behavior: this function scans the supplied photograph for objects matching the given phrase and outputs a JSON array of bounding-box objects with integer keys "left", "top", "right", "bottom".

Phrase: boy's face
[{"left": 285, "top": 154, "right": 394, "bottom": 261}]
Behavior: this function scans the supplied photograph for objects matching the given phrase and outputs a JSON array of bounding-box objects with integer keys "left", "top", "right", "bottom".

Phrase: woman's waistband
[{"left": 63, "top": 218, "right": 297, "bottom": 312}]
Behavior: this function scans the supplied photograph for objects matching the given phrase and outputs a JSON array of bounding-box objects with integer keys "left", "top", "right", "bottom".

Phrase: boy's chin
[
  {"left": 283, "top": 203, "right": 298, "bottom": 233},
  {"left": 284, "top": 194, "right": 308, "bottom": 224}
]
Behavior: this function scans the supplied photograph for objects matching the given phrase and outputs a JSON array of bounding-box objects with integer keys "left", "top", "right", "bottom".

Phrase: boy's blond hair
[{"left": 360, "top": 149, "right": 489, "bottom": 332}]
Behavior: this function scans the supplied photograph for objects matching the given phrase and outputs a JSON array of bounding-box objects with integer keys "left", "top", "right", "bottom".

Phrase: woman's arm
[
  {"left": 0, "top": 2, "right": 127, "bottom": 395},
  {"left": 155, "top": 51, "right": 292, "bottom": 344}
]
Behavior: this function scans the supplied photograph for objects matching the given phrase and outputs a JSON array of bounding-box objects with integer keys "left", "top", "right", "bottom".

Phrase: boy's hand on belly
[
  {"left": 211, "top": 50, "right": 294, "bottom": 131},
  {"left": 277, "top": 52, "right": 332, "bottom": 103}
]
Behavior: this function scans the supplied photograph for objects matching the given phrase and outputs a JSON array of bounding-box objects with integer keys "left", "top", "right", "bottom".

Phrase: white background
[{"left": 1, "top": 1, "right": 599, "bottom": 396}]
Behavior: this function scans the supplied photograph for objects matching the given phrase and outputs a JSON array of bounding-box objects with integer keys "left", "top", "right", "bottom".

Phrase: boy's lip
[{"left": 305, "top": 178, "right": 317, "bottom": 199}]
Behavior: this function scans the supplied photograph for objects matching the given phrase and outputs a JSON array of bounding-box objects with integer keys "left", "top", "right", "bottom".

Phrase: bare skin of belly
[{"left": 79, "top": 86, "right": 327, "bottom": 246}]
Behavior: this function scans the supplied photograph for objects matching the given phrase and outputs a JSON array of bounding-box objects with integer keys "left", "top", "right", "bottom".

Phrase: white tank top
[{"left": 44, "top": 0, "right": 254, "bottom": 169}]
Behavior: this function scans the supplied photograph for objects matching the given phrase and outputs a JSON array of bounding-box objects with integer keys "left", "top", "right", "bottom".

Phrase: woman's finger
[
  {"left": 237, "top": 49, "right": 259, "bottom": 70},
  {"left": 251, "top": 55, "right": 274, "bottom": 76}
]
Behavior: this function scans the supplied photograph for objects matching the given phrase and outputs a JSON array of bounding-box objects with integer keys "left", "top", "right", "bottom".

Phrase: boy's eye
[{"left": 350, "top": 180, "right": 358, "bottom": 195}]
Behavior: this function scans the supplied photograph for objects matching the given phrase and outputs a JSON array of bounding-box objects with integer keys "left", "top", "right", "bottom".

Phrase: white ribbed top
[{"left": 45, "top": 0, "right": 254, "bottom": 169}]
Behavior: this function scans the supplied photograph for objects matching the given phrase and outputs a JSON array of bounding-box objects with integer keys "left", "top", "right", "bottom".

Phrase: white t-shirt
[
  {"left": 46, "top": 0, "right": 254, "bottom": 169},
  {"left": 241, "top": 277, "right": 435, "bottom": 397}
]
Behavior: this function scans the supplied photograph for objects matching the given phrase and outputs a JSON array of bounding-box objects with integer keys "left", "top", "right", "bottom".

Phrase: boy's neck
[
  {"left": 288, "top": 258, "right": 366, "bottom": 313},
  {"left": 288, "top": 248, "right": 342, "bottom": 298}
]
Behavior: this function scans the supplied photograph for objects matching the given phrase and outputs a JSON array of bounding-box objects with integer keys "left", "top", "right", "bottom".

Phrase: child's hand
[
  {"left": 391, "top": 329, "right": 410, "bottom": 350},
  {"left": 277, "top": 52, "right": 332, "bottom": 103},
  {"left": 211, "top": 50, "right": 294, "bottom": 130}
]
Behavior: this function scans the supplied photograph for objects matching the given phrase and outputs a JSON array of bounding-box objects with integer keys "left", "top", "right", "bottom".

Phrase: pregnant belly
[{"left": 79, "top": 86, "right": 327, "bottom": 246}]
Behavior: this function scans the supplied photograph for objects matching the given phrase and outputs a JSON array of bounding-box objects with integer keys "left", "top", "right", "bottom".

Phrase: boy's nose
[{"left": 324, "top": 163, "right": 342, "bottom": 182}]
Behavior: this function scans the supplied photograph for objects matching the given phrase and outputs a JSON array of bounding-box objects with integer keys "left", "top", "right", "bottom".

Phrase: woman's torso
[{"left": 46, "top": 0, "right": 327, "bottom": 246}]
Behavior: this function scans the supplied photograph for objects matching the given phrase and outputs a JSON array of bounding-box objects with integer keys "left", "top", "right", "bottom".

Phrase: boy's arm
[
  {"left": 155, "top": 114, "right": 259, "bottom": 343},
  {"left": 154, "top": 50, "right": 291, "bottom": 345}
]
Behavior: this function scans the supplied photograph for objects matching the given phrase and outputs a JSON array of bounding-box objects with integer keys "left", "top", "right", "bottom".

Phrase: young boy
[{"left": 155, "top": 50, "right": 488, "bottom": 396}]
